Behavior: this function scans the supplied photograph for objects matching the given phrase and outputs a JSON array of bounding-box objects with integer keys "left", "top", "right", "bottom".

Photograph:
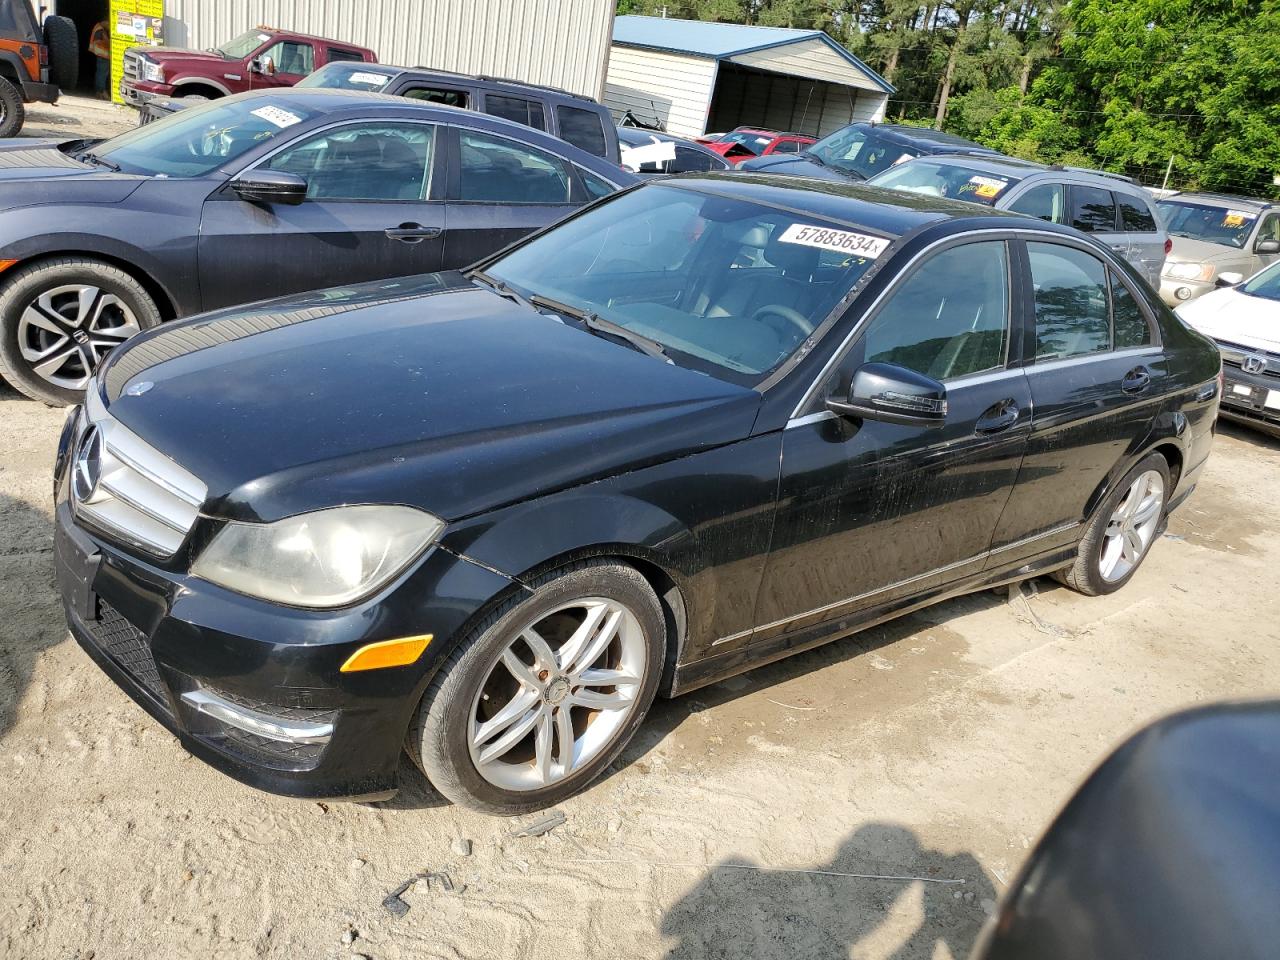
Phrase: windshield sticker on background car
[
  {"left": 778, "top": 224, "right": 890, "bottom": 258},
  {"left": 250, "top": 105, "right": 304, "bottom": 129},
  {"left": 347, "top": 71, "right": 389, "bottom": 87},
  {"left": 1223, "top": 210, "right": 1255, "bottom": 228},
  {"left": 962, "top": 175, "right": 1009, "bottom": 200}
]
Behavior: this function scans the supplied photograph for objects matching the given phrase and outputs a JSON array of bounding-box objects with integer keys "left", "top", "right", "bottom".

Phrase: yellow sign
[{"left": 108, "top": 0, "right": 164, "bottom": 105}]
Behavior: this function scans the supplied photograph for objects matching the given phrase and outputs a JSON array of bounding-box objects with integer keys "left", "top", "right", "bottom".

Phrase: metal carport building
[{"left": 603, "top": 16, "right": 893, "bottom": 140}]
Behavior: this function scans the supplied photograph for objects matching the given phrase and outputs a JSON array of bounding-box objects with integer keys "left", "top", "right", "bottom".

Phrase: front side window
[
  {"left": 868, "top": 160, "right": 1018, "bottom": 206},
  {"left": 1070, "top": 186, "right": 1118, "bottom": 233},
  {"left": 1029, "top": 243, "right": 1111, "bottom": 360},
  {"left": 260, "top": 40, "right": 314, "bottom": 76},
  {"left": 1111, "top": 270, "right": 1153, "bottom": 348},
  {"left": 458, "top": 131, "right": 570, "bottom": 203},
  {"left": 556, "top": 105, "right": 607, "bottom": 157},
  {"left": 1007, "top": 183, "right": 1065, "bottom": 223},
  {"left": 772, "top": 140, "right": 803, "bottom": 154},
  {"left": 95, "top": 98, "right": 320, "bottom": 178},
  {"left": 1118, "top": 194, "right": 1158, "bottom": 232},
  {"left": 858, "top": 241, "right": 1009, "bottom": 381},
  {"left": 1158, "top": 201, "right": 1256, "bottom": 249},
  {"left": 488, "top": 185, "right": 888, "bottom": 385},
  {"left": 1256, "top": 214, "right": 1280, "bottom": 244},
  {"left": 402, "top": 86, "right": 469, "bottom": 108},
  {"left": 484, "top": 95, "right": 546, "bottom": 131},
  {"left": 264, "top": 123, "right": 434, "bottom": 200}
]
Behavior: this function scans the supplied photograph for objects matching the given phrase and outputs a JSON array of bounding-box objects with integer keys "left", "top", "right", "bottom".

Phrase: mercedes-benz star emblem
[
  {"left": 1242, "top": 355, "right": 1267, "bottom": 375},
  {"left": 72, "top": 427, "right": 103, "bottom": 504},
  {"left": 125, "top": 380, "right": 154, "bottom": 397}
]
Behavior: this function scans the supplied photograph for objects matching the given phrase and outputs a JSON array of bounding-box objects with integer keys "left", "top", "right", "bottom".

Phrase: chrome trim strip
[
  {"left": 1026, "top": 346, "right": 1163, "bottom": 374},
  {"left": 181, "top": 689, "right": 334, "bottom": 745},
  {"left": 711, "top": 519, "right": 1081, "bottom": 646}
]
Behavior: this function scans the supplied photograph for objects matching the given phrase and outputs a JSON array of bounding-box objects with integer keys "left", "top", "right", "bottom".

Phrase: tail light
[
  {"left": 1164, "top": 237, "right": 1173, "bottom": 256},
  {"left": 38, "top": 46, "right": 47, "bottom": 66}
]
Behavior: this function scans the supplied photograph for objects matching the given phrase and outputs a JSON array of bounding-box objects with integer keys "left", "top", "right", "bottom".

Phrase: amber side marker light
[
  {"left": 0, "top": 259, "right": 19, "bottom": 274},
  {"left": 340, "top": 634, "right": 432, "bottom": 673}
]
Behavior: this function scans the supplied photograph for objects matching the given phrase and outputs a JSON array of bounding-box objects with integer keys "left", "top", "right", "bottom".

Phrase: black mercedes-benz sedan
[
  {"left": 53, "top": 175, "right": 1221, "bottom": 814},
  {"left": 0, "top": 88, "right": 632, "bottom": 405}
]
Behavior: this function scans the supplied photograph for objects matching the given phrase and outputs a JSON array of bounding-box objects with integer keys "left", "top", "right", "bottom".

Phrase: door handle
[
  {"left": 1121, "top": 366, "right": 1152, "bottom": 394},
  {"left": 975, "top": 399, "right": 1020, "bottom": 434},
  {"left": 385, "top": 223, "right": 442, "bottom": 244}
]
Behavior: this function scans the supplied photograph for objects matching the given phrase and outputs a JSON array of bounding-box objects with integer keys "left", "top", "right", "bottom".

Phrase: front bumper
[
  {"left": 1219, "top": 363, "right": 1280, "bottom": 437},
  {"left": 119, "top": 79, "right": 175, "bottom": 108},
  {"left": 53, "top": 473, "right": 515, "bottom": 801}
]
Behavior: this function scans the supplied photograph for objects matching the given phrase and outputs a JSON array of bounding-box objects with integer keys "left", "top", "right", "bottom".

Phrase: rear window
[
  {"left": 485, "top": 95, "right": 546, "bottom": 131},
  {"left": 1070, "top": 186, "right": 1118, "bottom": 233},
  {"left": 326, "top": 47, "right": 365, "bottom": 63},
  {"left": 1118, "top": 194, "right": 1158, "bottom": 232},
  {"left": 555, "top": 105, "right": 607, "bottom": 157}
]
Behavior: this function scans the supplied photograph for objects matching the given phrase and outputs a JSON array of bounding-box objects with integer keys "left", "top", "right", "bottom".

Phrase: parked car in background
[
  {"left": 119, "top": 26, "right": 375, "bottom": 108},
  {"left": 54, "top": 174, "right": 1218, "bottom": 814},
  {"left": 137, "top": 60, "right": 622, "bottom": 164},
  {"left": 1175, "top": 259, "right": 1280, "bottom": 437},
  {"left": 738, "top": 121, "right": 999, "bottom": 181},
  {"left": 0, "top": 1, "right": 77, "bottom": 137},
  {"left": 618, "top": 127, "right": 729, "bottom": 175},
  {"left": 1156, "top": 193, "right": 1280, "bottom": 306},
  {"left": 868, "top": 155, "right": 1169, "bottom": 287},
  {"left": 695, "top": 127, "right": 816, "bottom": 165},
  {"left": 0, "top": 89, "right": 632, "bottom": 404}
]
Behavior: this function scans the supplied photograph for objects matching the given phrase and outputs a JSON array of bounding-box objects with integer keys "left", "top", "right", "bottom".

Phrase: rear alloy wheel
[
  {"left": 0, "top": 78, "right": 24, "bottom": 138},
  {"left": 408, "top": 560, "right": 665, "bottom": 814},
  {"left": 1055, "top": 453, "right": 1171, "bottom": 596},
  {"left": 0, "top": 259, "right": 162, "bottom": 405}
]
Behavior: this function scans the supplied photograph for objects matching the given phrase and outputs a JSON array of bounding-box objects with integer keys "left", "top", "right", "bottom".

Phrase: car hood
[
  {"left": 1176, "top": 287, "right": 1280, "bottom": 353},
  {"left": 1166, "top": 236, "right": 1253, "bottom": 267},
  {"left": 141, "top": 47, "right": 230, "bottom": 67},
  {"left": 737, "top": 153, "right": 863, "bottom": 181},
  {"left": 97, "top": 274, "right": 762, "bottom": 524},
  {"left": 0, "top": 140, "right": 143, "bottom": 195}
]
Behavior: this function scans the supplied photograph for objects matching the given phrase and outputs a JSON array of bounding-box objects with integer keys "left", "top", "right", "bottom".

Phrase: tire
[
  {"left": 0, "top": 78, "right": 24, "bottom": 138},
  {"left": 1054, "top": 453, "right": 1171, "bottom": 596},
  {"left": 181, "top": 94, "right": 210, "bottom": 102},
  {"left": 43, "top": 15, "right": 79, "bottom": 90},
  {"left": 407, "top": 559, "right": 666, "bottom": 814},
  {"left": 0, "top": 258, "right": 162, "bottom": 405}
]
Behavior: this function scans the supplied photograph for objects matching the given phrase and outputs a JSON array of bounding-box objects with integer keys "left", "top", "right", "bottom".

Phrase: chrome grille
[
  {"left": 1217, "top": 339, "right": 1280, "bottom": 380},
  {"left": 73, "top": 386, "right": 206, "bottom": 558},
  {"left": 122, "top": 50, "right": 140, "bottom": 82}
]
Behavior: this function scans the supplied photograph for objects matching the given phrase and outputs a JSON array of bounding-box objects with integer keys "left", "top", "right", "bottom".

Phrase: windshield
[
  {"left": 216, "top": 29, "right": 272, "bottom": 59},
  {"left": 487, "top": 184, "right": 889, "bottom": 386},
  {"left": 719, "top": 131, "right": 772, "bottom": 154},
  {"left": 867, "top": 160, "right": 1019, "bottom": 206},
  {"left": 1158, "top": 201, "right": 1257, "bottom": 249},
  {"left": 808, "top": 125, "right": 922, "bottom": 179},
  {"left": 95, "top": 97, "right": 318, "bottom": 177},
  {"left": 297, "top": 62, "right": 393, "bottom": 91},
  {"left": 1240, "top": 261, "right": 1280, "bottom": 302}
]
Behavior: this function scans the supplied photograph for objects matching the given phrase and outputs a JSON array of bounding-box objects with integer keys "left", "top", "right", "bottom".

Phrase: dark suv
[{"left": 142, "top": 61, "right": 621, "bottom": 164}]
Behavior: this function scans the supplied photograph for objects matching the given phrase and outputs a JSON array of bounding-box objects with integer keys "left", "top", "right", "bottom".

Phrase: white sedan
[{"left": 1176, "top": 261, "right": 1280, "bottom": 436}]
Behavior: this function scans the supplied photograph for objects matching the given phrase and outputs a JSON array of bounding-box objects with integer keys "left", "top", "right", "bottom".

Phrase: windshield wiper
[
  {"left": 806, "top": 152, "right": 827, "bottom": 166},
  {"left": 528, "top": 294, "right": 671, "bottom": 361},
  {"left": 468, "top": 268, "right": 532, "bottom": 308},
  {"left": 77, "top": 151, "right": 120, "bottom": 172}
]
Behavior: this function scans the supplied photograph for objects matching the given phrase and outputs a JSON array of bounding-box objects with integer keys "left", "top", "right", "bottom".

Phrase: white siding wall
[
  {"left": 707, "top": 64, "right": 888, "bottom": 137},
  {"left": 602, "top": 46, "right": 717, "bottom": 138},
  {"left": 158, "top": 0, "right": 615, "bottom": 99},
  {"left": 729, "top": 37, "right": 883, "bottom": 92}
]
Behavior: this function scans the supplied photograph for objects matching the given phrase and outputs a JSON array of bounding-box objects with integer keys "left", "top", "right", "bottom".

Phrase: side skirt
[{"left": 669, "top": 544, "right": 1076, "bottom": 696}]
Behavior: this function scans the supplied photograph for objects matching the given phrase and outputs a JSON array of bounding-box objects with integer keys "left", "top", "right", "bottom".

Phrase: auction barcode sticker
[
  {"left": 251, "top": 105, "right": 303, "bottom": 129},
  {"left": 349, "top": 71, "right": 390, "bottom": 86},
  {"left": 778, "top": 224, "right": 890, "bottom": 258}
]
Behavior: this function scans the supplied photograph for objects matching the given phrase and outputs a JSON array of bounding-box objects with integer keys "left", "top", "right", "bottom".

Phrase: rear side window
[
  {"left": 402, "top": 86, "right": 469, "bottom": 109},
  {"left": 579, "top": 168, "right": 614, "bottom": 199},
  {"left": 1070, "top": 186, "right": 1118, "bottom": 233},
  {"left": 1111, "top": 270, "right": 1153, "bottom": 348},
  {"left": 672, "top": 147, "right": 717, "bottom": 173},
  {"left": 555, "top": 105, "right": 607, "bottom": 157},
  {"left": 1118, "top": 194, "right": 1158, "bottom": 232},
  {"left": 484, "top": 95, "right": 546, "bottom": 131},
  {"left": 458, "top": 130, "right": 570, "bottom": 203},
  {"left": 860, "top": 241, "right": 1009, "bottom": 381},
  {"left": 326, "top": 47, "right": 364, "bottom": 63},
  {"left": 773, "top": 140, "right": 803, "bottom": 154},
  {"left": 1028, "top": 243, "right": 1110, "bottom": 360},
  {"left": 1007, "top": 183, "right": 1065, "bottom": 223}
]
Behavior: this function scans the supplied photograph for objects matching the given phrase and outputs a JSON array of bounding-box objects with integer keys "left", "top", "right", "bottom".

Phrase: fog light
[{"left": 1175, "top": 286, "right": 1193, "bottom": 301}]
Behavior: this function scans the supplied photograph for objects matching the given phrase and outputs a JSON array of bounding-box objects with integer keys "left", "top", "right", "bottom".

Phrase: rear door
[
  {"left": 197, "top": 120, "right": 446, "bottom": 310},
  {"left": 1067, "top": 183, "right": 1127, "bottom": 259},
  {"left": 441, "top": 126, "right": 579, "bottom": 267},
  {"left": 989, "top": 239, "right": 1167, "bottom": 553}
]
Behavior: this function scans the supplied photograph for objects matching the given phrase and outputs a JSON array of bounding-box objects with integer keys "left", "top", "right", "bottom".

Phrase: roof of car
[
  {"left": 907, "top": 154, "right": 1150, "bottom": 192},
  {"left": 1161, "top": 192, "right": 1277, "bottom": 210},
  {"left": 868, "top": 123, "right": 993, "bottom": 150},
  {"left": 668, "top": 171, "right": 1024, "bottom": 238},
  {"left": 313, "top": 61, "right": 599, "bottom": 104}
]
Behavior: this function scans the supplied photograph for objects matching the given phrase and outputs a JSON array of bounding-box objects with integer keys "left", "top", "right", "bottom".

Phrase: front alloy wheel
[{"left": 17, "top": 284, "right": 141, "bottom": 391}]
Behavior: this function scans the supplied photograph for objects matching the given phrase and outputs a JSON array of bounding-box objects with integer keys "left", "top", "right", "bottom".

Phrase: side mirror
[
  {"left": 1216, "top": 272, "right": 1244, "bottom": 287},
  {"left": 231, "top": 170, "right": 306, "bottom": 206},
  {"left": 1255, "top": 238, "right": 1280, "bottom": 254},
  {"left": 826, "top": 361, "right": 947, "bottom": 427},
  {"left": 250, "top": 54, "right": 276, "bottom": 76}
]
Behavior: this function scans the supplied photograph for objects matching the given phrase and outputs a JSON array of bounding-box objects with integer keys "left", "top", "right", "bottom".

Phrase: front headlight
[
  {"left": 1165, "top": 262, "right": 1216, "bottom": 282},
  {"left": 191, "top": 505, "right": 445, "bottom": 608},
  {"left": 140, "top": 59, "right": 165, "bottom": 83}
]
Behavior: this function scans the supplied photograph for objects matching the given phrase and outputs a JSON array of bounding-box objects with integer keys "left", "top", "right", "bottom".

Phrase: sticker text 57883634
[{"left": 778, "top": 224, "right": 890, "bottom": 258}]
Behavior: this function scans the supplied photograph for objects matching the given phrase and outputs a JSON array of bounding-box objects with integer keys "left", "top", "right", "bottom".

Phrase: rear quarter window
[
  {"left": 485, "top": 95, "right": 547, "bottom": 131},
  {"left": 555, "top": 105, "right": 607, "bottom": 157},
  {"left": 1118, "top": 194, "right": 1158, "bottom": 232},
  {"left": 1070, "top": 185, "right": 1118, "bottom": 233}
]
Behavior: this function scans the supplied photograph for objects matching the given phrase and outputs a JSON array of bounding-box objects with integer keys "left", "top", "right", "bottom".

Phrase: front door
[
  {"left": 198, "top": 121, "right": 447, "bottom": 311},
  {"left": 748, "top": 237, "right": 1031, "bottom": 647},
  {"left": 990, "top": 239, "right": 1167, "bottom": 552},
  {"left": 441, "top": 127, "right": 579, "bottom": 268}
]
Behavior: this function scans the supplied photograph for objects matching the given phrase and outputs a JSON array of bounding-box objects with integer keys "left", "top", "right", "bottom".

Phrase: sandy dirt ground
[
  {"left": 20, "top": 95, "right": 136, "bottom": 142},
  {"left": 2, "top": 101, "right": 1280, "bottom": 960}
]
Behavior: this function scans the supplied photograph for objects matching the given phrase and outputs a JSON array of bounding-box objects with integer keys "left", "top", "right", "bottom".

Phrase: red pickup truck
[{"left": 119, "top": 26, "right": 375, "bottom": 107}]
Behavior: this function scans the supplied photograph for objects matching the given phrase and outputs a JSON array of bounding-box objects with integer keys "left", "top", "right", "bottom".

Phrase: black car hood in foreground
[
  {"left": 98, "top": 275, "right": 761, "bottom": 523},
  {"left": 739, "top": 153, "right": 863, "bottom": 182}
]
